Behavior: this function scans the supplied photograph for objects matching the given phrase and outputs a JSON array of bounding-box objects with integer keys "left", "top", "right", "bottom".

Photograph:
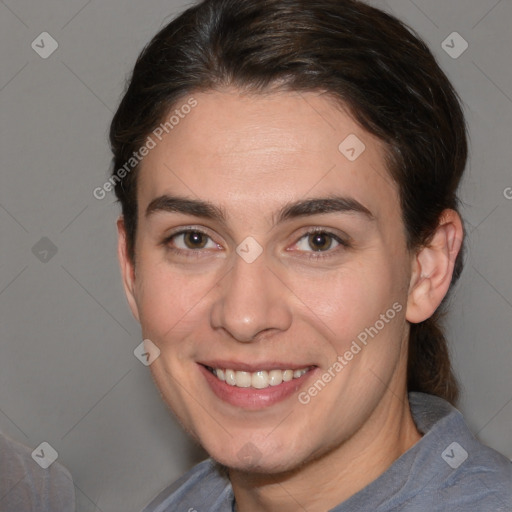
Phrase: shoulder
[
  {"left": 437, "top": 439, "right": 512, "bottom": 511},
  {"left": 141, "top": 458, "right": 233, "bottom": 512},
  {"left": 409, "top": 393, "right": 512, "bottom": 511},
  {"left": 0, "top": 431, "right": 75, "bottom": 512}
]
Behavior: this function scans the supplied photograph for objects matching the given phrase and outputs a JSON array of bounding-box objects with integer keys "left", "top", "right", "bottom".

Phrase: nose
[{"left": 210, "top": 250, "right": 292, "bottom": 343}]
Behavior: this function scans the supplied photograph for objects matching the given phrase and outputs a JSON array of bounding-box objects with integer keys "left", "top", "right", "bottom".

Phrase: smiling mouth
[{"left": 205, "top": 366, "right": 313, "bottom": 389}]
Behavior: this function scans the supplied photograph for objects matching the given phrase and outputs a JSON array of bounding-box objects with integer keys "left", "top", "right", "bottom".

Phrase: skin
[{"left": 117, "top": 88, "right": 463, "bottom": 512}]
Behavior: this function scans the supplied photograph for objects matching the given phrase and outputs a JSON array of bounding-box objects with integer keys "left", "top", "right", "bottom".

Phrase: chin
[{"left": 202, "top": 435, "right": 309, "bottom": 475}]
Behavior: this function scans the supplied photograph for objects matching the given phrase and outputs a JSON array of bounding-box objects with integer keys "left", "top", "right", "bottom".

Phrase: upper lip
[{"left": 199, "top": 361, "right": 316, "bottom": 372}]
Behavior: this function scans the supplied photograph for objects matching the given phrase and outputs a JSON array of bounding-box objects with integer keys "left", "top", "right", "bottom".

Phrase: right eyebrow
[{"left": 145, "top": 195, "right": 228, "bottom": 224}]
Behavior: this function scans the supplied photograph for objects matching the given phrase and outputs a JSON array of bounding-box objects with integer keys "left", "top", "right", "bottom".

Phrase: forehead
[{"left": 136, "top": 88, "right": 400, "bottom": 225}]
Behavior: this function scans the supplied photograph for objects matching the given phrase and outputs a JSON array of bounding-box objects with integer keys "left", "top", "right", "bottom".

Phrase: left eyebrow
[{"left": 274, "top": 196, "right": 375, "bottom": 224}]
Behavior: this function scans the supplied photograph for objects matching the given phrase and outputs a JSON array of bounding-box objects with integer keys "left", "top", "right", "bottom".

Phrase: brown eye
[
  {"left": 162, "top": 228, "right": 223, "bottom": 260},
  {"left": 308, "top": 232, "right": 335, "bottom": 251},
  {"left": 292, "top": 230, "right": 348, "bottom": 258},
  {"left": 183, "top": 231, "right": 208, "bottom": 249}
]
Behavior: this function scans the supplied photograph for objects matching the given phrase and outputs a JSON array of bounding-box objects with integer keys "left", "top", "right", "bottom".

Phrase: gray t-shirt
[
  {"left": 0, "top": 431, "right": 75, "bottom": 512},
  {"left": 141, "top": 392, "right": 512, "bottom": 511}
]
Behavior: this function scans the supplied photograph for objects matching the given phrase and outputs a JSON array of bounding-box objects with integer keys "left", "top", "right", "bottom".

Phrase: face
[{"left": 120, "top": 88, "right": 417, "bottom": 473}]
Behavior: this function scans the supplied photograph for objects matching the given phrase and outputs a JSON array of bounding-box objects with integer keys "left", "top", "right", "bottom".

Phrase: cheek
[
  {"left": 135, "top": 257, "right": 213, "bottom": 342},
  {"left": 290, "top": 262, "right": 398, "bottom": 346}
]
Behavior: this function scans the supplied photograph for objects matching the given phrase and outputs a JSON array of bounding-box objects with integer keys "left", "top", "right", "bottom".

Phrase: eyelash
[
  {"left": 292, "top": 229, "right": 350, "bottom": 260},
  {"left": 161, "top": 228, "right": 219, "bottom": 259},
  {"left": 162, "top": 227, "right": 350, "bottom": 261}
]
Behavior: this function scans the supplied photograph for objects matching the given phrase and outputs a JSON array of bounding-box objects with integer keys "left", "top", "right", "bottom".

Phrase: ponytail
[{"left": 407, "top": 310, "right": 460, "bottom": 405}]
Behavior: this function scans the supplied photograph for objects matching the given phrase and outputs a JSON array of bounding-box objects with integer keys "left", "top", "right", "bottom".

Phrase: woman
[{"left": 109, "top": 0, "right": 511, "bottom": 510}]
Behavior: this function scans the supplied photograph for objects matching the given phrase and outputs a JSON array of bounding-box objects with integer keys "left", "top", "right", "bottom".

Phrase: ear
[
  {"left": 406, "top": 209, "right": 463, "bottom": 324},
  {"left": 117, "top": 216, "right": 140, "bottom": 323}
]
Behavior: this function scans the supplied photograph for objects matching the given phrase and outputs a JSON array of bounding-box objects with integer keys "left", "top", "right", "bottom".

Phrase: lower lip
[{"left": 199, "top": 365, "right": 315, "bottom": 410}]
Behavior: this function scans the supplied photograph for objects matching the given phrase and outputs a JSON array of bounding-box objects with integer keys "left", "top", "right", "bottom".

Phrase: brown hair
[{"left": 109, "top": 0, "right": 467, "bottom": 404}]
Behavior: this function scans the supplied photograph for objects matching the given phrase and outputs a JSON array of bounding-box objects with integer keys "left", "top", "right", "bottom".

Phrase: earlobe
[
  {"left": 117, "top": 216, "right": 140, "bottom": 323},
  {"left": 406, "top": 210, "right": 463, "bottom": 324}
]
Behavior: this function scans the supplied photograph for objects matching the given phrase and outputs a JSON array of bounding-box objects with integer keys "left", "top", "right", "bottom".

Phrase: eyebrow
[
  {"left": 146, "top": 195, "right": 227, "bottom": 223},
  {"left": 145, "top": 194, "right": 374, "bottom": 224},
  {"left": 276, "top": 196, "right": 374, "bottom": 223}
]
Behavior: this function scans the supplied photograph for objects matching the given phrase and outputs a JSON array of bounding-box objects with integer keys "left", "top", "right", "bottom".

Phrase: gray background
[{"left": 0, "top": 0, "right": 511, "bottom": 510}]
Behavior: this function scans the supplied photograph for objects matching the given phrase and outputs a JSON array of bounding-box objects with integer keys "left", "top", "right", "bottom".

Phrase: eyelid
[
  {"left": 288, "top": 227, "right": 350, "bottom": 255},
  {"left": 295, "top": 226, "right": 349, "bottom": 241},
  {"left": 163, "top": 225, "right": 216, "bottom": 242},
  {"left": 161, "top": 226, "right": 222, "bottom": 251}
]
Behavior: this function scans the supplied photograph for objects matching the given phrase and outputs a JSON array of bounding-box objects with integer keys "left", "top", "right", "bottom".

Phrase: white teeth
[
  {"left": 268, "top": 370, "right": 283, "bottom": 386},
  {"left": 251, "top": 371, "right": 269, "bottom": 389},
  {"left": 225, "top": 369, "right": 236, "bottom": 386},
  {"left": 235, "top": 371, "right": 251, "bottom": 388},
  {"left": 282, "top": 369, "right": 293, "bottom": 382},
  {"left": 212, "top": 367, "right": 309, "bottom": 389}
]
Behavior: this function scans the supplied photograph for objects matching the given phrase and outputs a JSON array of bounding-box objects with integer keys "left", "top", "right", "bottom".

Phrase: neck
[{"left": 229, "top": 390, "right": 422, "bottom": 512}]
